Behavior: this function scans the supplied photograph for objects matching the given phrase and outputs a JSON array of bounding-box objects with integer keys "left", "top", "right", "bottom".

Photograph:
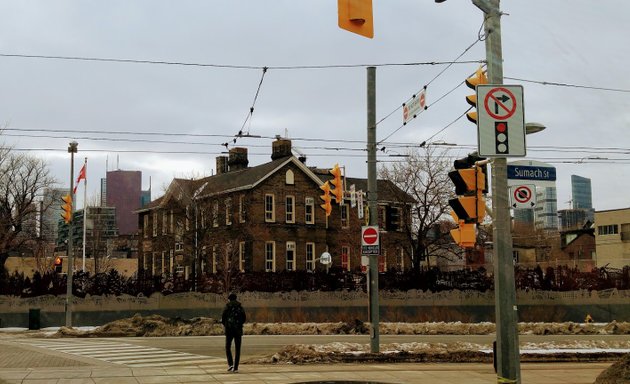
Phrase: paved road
[{"left": 101, "top": 333, "right": 630, "bottom": 359}]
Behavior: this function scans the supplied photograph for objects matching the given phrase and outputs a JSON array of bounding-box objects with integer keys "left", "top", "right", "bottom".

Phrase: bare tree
[
  {"left": 0, "top": 144, "right": 56, "bottom": 269},
  {"left": 379, "top": 146, "right": 454, "bottom": 274}
]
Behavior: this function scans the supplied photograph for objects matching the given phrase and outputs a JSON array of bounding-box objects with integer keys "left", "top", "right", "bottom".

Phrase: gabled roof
[{"left": 139, "top": 155, "right": 325, "bottom": 212}]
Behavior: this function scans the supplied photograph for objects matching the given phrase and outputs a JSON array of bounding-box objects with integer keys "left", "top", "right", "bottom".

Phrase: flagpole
[{"left": 82, "top": 158, "right": 87, "bottom": 272}]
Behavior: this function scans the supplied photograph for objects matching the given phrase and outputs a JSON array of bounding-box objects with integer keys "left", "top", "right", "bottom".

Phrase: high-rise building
[
  {"left": 106, "top": 170, "right": 142, "bottom": 235},
  {"left": 41, "top": 187, "right": 69, "bottom": 242},
  {"left": 571, "top": 175, "right": 593, "bottom": 210}
]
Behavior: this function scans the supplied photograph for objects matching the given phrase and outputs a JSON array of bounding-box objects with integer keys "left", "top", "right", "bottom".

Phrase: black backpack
[{"left": 225, "top": 303, "right": 244, "bottom": 332}]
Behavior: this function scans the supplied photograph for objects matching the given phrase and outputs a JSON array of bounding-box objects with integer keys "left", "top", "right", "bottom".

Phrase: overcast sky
[{"left": 1, "top": 1, "right": 628, "bottom": 212}]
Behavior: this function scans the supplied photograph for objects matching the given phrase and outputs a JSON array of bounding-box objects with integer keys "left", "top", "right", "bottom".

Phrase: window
[
  {"left": 286, "top": 242, "right": 296, "bottom": 271},
  {"left": 341, "top": 204, "right": 349, "bottom": 228},
  {"left": 305, "top": 197, "right": 315, "bottom": 224},
  {"left": 239, "top": 195, "right": 246, "bottom": 223},
  {"left": 170, "top": 210, "right": 174, "bottom": 234},
  {"left": 265, "top": 241, "right": 276, "bottom": 272},
  {"left": 377, "top": 206, "right": 386, "bottom": 229},
  {"left": 185, "top": 206, "right": 190, "bottom": 231},
  {"left": 213, "top": 201, "right": 219, "bottom": 227},
  {"left": 162, "top": 211, "right": 168, "bottom": 234},
  {"left": 265, "top": 194, "right": 275, "bottom": 222},
  {"left": 285, "top": 169, "right": 294, "bottom": 185},
  {"left": 161, "top": 251, "right": 167, "bottom": 274},
  {"left": 175, "top": 242, "right": 183, "bottom": 251},
  {"left": 239, "top": 241, "right": 246, "bottom": 272},
  {"left": 169, "top": 250, "right": 174, "bottom": 275},
  {"left": 341, "top": 246, "right": 350, "bottom": 271},
  {"left": 306, "top": 242, "right": 315, "bottom": 271},
  {"left": 286, "top": 195, "right": 295, "bottom": 223},
  {"left": 151, "top": 252, "right": 157, "bottom": 275},
  {"left": 396, "top": 247, "right": 404, "bottom": 270},
  {"left": 212, "top": 245, "right": 218, "bottom": 273},
  {"left": 378, "top": 252, "right": 386, "bottom": 273},
  {"left": 598, "top": 224, "right": 618, "bottom": 235},
  {"left": 143, "top": 215, "right": 149, "bottom": 238},
  {"left": 152, "top": 212, "right": 158, "bottom": 237},
  {"left": 225, "top": 198, "right": 232, "bottom": 225}
]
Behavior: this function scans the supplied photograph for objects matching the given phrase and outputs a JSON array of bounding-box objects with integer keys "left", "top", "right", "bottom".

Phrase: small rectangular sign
[{"left": 507, "top": 165, "right": 556, "bottom": 181}]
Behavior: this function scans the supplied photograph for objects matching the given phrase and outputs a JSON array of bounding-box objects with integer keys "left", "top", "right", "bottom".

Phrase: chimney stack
[
  {"left": 228, "top": 147, "right": 249, "bottom": 171},
  {"left": 216, "top": 156, "right": 228, "bottom": 175},
  {"left": 272, "top": 138, "right": 292, "bottom": 160}
]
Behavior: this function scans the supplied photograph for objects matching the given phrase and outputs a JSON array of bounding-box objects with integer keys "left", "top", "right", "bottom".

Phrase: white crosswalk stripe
[{"left": 16, "top": 339, "right": 224, "bottom": 367}]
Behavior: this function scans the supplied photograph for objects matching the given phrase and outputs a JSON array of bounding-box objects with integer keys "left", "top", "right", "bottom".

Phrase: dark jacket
[{"left": 221, "top": 300, "right": 246, "bottom": 334}]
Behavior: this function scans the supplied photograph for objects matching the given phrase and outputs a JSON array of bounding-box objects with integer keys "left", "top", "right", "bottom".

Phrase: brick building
[{"left": 137, "top": 139, "right": 413, "bottom": 278}]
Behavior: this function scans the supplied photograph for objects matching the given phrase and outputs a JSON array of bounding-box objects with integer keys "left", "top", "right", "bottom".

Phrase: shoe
[
  {"left": 227, "top": 366, "right": 234, "bottom": 372},
  {"left": 233, "top": 369, "right": 238, "bottom": 373}
]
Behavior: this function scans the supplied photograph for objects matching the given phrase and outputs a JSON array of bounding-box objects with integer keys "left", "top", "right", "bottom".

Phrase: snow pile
[
  {"left": 27, "top": 315, "right": 630, "bottom": 338},
  {"left": 595, "top": 353, "right": 630, "bottom": 384}
]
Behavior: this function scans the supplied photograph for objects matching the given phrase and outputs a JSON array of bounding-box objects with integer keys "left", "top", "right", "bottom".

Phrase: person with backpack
[{"left": 221, "top": 292, "right": 246, "bottom": 373}]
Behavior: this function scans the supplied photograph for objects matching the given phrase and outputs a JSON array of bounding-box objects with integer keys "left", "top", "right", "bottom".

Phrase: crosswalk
[{"left": 16, "top": 339, "right": 224, "bottom": 368}]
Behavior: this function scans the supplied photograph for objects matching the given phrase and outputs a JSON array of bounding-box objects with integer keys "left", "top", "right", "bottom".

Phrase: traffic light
[
  {"left": 61, "top": 194, "right": 72, "bottom": 224},
  {"left": 465, "top": 66, "right": 487, "bottom": 124},
  {"left": 54, "top": 257, "right": 63, "bottom": 273},
  {"left": 450, "top": 222, "right": 476, "bottom": 249},
  {"left": 495, "top": 121, "right": 509, "bottom": 154},
  {"left": 320, "top": 181, "right": 333, "bottom": 217},
  {"left": 448, "top": 166, "right": 486, "bottom": 223},
  {"left": 329, "top": 164, "right": 344, "bottom": 203},
  {"left": 338, "top": 0, "right": 374, "bottom": 38}
]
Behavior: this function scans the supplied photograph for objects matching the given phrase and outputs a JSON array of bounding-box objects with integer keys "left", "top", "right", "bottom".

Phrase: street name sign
[
  {"left": 476, "top": 84, "right": 526, "bottom": 157},
  {"left": 402, "top": 89, "right": 426, "bottom": 125}
]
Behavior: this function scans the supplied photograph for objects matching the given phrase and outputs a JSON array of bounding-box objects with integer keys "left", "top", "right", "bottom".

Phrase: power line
[
  {"left": 504, "top": 76, "right": 630, "bottom": 93},
  {"left": 0, "top": 53, "right": 483, "bottom": 71}
]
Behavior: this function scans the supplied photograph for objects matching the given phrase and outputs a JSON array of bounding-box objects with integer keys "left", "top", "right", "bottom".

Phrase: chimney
[
  {"left": 216, "top": 156, "right": 228, "bottom": 175},
  {"left": 228, "top": 147, "right": 249, "bottom": 171},
  {"left": 272, "top": 138, "right": 292, "bottom": 160}
]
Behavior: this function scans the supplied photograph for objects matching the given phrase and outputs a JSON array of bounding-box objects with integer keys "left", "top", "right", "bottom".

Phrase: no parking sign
[{"left": 510, "top": 184, "right": 536, "bottom": 208}]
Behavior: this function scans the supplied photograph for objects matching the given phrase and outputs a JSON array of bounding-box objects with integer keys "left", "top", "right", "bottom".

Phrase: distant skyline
[{"left": 1, "top": 1, "right": 629, "bottom": 212}]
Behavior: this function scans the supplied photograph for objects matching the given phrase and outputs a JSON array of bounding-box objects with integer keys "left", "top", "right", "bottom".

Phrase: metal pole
[
  {"left": 474, "top": 0, "right": 521, "bottom": 381},
  {"left": 82, "top": 157, "right": 87, "bottom": 272},
  {"left": 366, "top": 66, "right": 380, "bottom": 353},
  {"left": 65, "top": 141, "right": 78, "bottom": 327}
]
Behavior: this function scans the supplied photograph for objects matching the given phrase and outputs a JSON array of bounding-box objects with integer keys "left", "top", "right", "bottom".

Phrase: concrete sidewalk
[
  {"left": 0, "top": 335, "right": 611, "bottom": 383},
  {"left": 0, "top": 362, "right": 611, "bottom": 384}
]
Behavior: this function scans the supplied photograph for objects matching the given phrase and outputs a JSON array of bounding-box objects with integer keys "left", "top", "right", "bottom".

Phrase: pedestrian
[{"left": 221, "top": 292, "right": 246, "bottom": 373}]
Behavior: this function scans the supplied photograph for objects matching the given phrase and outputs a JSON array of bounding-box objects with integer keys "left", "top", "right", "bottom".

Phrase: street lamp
[
  {"left": 525, "top": 122, "right": 546, "bottom": 135},
  {"left": 65, "top": 141, "right": 78, "bottom": 328}
]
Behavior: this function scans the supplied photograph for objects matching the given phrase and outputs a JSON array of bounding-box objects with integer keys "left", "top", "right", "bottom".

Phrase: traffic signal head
[
  {"left": 495, "top": 121, "right": 509, "bottom": 154},
  {"left": 61, "top": 194, "right": 72, "bottom": 224},
  {"left": 54, "top": 256, "right": 63, "bottom": 273},
  {"left": 450, "top": 222, "right": 476, "bottom": 248},
  {"left": 320, "top": 181, "right": 332, "bottom": 217},
  {"left": 338, "top": 0, "right": 374, "bottom": 38},
  {"left": 329, "top": 164, "right": 344, "bottom": 203},
  {"left": 449, "top": 165, "right": 486, "bottom": 223},
  {"left": 465, "top": 66, "right": 487, "bottom": 124}
]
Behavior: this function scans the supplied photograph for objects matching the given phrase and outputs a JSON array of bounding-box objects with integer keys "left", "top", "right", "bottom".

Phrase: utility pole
[
  {"left": 473, "top": 0, "right": 521, "bottom": 382},
  {"left": 366, "top": 66, "right": 380, "bottom": 353},
  {"left": 65, "top": 141, "right": 78, "bottom": 328}
]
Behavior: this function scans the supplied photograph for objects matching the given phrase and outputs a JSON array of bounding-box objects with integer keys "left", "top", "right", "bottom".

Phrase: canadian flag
[{"left": 73, "top": 164, "right": 86, "bottom": 194}]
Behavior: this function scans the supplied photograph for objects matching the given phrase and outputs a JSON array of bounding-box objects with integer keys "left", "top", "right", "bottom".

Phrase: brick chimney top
[
  {"left": 228, "top": 147, "right": 248, "bottom": 171},
  {"left": 272, "top": 138, "right": 292, "bottom": 160}
]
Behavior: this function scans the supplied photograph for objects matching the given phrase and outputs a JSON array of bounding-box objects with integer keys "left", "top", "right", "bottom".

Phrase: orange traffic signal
[
  {"left": 329, "top": 164, "right": 344, "bottom": 203},
  {"left": 465, "top": 66, "right": 487, "bottom": 124},
  {"left": 61, "top": 194, "right": 72, "bottom": 224},
  {"left": 338, "top": 0, "right": 374, "bottom": 38},
  {"left": 320, "top": 181, "right": 333, "bottom": 217}
]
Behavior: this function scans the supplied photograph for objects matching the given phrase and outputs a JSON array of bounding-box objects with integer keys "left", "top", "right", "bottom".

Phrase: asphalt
[{"left": 0, "top": 337, "right": 612, "bottom": 384}]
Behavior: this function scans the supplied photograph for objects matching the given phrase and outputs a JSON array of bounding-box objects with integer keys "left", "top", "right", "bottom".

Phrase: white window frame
[
  {"left": 305, "top": 242, "right": 315, "bottom": 271},
  {"left": 341, "top": 204, "right": 349, "bottom": 228},
  {"left": 305, "top": 197, "right": 314, "bottom": 224},
  {"left": 143, "top": 215, "right": 149, "bottom": 238},
  {"left": 341, "top": 245, "right": 350, "bottom": 271},
  {"left": 265, "top": 194, "right": 275, "bottom": 222},
  {"left": 396, "top": 247, "right": 405, "bottom": 270},
  {"left": 225, "top": 198, "right": 232, "bottom": 226},
  {"left": 162, "top": 211, "right": 168, "bottom": 235},
  {"left": 285, "top": 169, "right": 294, "bottom": 185},
  {"left": 286, "top": 241, "right": 296, "bottom": 271},
  {"left": 212, "top": 244, "right": 218, "bottom": 274},
  {"left": 152, "top": 211, "right": 158, "bottom": 237},
  {"left": 239, "top": 195, "right": 245, "bottom": 223},
  {"left": 239, "top": 241, "right": 246, "bottom": 272},
  {"left": 213, "top": 201, "right": 219, "bottom": 227},
  {"left": 286, "top": 195, "right": 295, "bottom": 223},
  {"left": 265, "top": 241, "right": 276, "bottom": 272}
]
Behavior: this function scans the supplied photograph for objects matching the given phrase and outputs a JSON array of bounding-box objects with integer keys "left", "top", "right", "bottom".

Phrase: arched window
[{"left": 285, "top": 169, "right": 295, "bottom": 185}]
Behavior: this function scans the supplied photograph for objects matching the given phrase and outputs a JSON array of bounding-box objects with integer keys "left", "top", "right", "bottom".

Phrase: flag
[{"left": 73, "top": 164, "right": 86, "bottom": 194}]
